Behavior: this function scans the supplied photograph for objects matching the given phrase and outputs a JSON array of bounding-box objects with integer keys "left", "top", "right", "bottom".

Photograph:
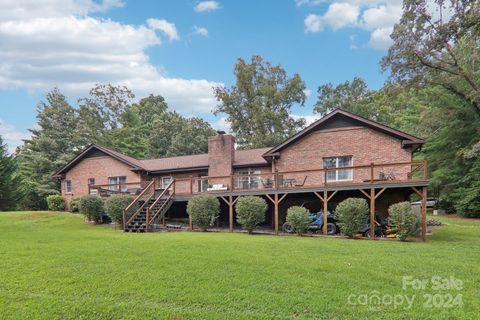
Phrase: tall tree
[
  {"left": 17, "top": 88, "right": 78, "bottom": 209},
  {"left": 0, "top": 135, "right": 24, "bottom": 211},
  {"left": 77, "top": 84, "right": 134, "bottom": 146},
  {"left": 314, "top": 77, "right": 371, "bottom": 116},
  {"left": 214, "top": 55, "right": 307, "bottom": 148},
  {"left": 149, "top": 112, "right": 217, "bottom": 158},
  {"left": 382, "top": 0, "right": 480, "bottom": 115}
]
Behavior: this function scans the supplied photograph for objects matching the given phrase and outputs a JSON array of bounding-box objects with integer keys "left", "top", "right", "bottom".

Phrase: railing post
[
  {"left": 423, "top": 160, "right": 427, "bottom": 180},
  {"left": 370, "top": 162, "right": 374, "bottom": 183},
  {"left": 146, "top": 207, "right": 150, "bottom": 232},
  {"left": 275, "top": 171, "right": 279, "bottom": 190},
  {"left": 172, "top": 179, "right": 176, "bottom": 195},
  {"left": 190, "top": 177, "right": 193, "bottom": 194},
  {"left": 230, "top": 175, "right": 234, "bottom": 192}
]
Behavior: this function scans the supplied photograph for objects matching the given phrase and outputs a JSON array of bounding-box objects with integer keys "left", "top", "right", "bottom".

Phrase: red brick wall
[
  {"left": 208, "top": 134, "right": 235, "bottom": 187},
  {"left": 275, "top": 126, "right": 413, "bottom": 186},
  {"left": 61, "top": 156, "right": 140, "bottom": 202}
]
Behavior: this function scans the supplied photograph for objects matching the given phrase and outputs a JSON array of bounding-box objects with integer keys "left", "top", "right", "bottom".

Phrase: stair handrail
[
  {"left": 123, "top": 180, "right": 155, "bottom": 230},
  {"left": 148, "top": 180, "right": 175, "bottom": 225}
]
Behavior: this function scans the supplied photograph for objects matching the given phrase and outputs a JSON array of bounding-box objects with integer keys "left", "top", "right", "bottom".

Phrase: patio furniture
[
  {"left": 294, "top": 176, "right": 308, "bottom": 187},
  {"left": 261, "top": 178, "right": 274, "bottom": 188},
  {"left": 283, "top": 178, "right": 296, "bottom": 188},
  {"left": 207, "top": 184, "right": 228, "bottom": 192}
]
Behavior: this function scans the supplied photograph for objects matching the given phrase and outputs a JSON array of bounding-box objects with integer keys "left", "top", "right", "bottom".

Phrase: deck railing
[
  {"left": 172, "top": 160, "right": 427, "bottom": 195},
  {"left": 122, "top": 180, "right": 156, "bottom": 230}
]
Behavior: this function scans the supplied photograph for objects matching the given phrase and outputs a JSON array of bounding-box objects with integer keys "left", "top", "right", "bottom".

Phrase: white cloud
[
  {"left": 291, "top": 114, "right": 319, "bottom": 126},
  {"left": 302, "top": 0, "right": 404, "bottom": 49},
  {"left": 212, "top": 116, "right": 230, "bottom": 133},
  {"left": 305, "top": 3, "right": 359, "bottom": 32},
  {"left": 295, "top": 0, "right": 325, "bottom": 6},
  {"left": 147, "top": 18, "right": 179, "bottom": 41},
  {"left": 303, "top": 89, "right": 312, "bottom": 98},
  {"left": 0, "top": 0, "right": 220, "bottom": 113},
  {"left": 194, "top": 1, "right": 221, "bottom": 12},
  {"left": 193, "top": 26, "right": 209, "bottom": 36},
  {"left": 0, "top": 119, "right": 30, "bottom": 153}
]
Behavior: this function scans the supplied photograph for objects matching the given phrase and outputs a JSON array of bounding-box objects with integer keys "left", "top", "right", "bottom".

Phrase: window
[
  {"left": 66, "top": 180, "right": 72, "bottom": 193},
  {"left": 199, "top": 176, "right": 208, "bottom": 193},
  {"left": 108, "top": 176, "right": 127, "bottom": 192},
  {"left": 323, "top": 156, "right": 353, "bottom": 182},
  {"left": 161, "top": 176, "right": 172, "bottom": 189},
  {"left": 88, "top": 178, "right": 95, "bottom": 186},
  {"left": 236, "top": 168, "right": 261, "bottom": 189}
]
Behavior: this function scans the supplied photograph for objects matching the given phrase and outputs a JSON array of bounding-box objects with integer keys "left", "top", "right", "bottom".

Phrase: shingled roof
[{"left": 54, "top": 144, "right": 271, "bottom": 176}]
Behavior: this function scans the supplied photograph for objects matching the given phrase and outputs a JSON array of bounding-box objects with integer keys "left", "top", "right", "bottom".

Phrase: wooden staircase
[{"left": 123, "top": 180, "right": 174, "bottom": 233}]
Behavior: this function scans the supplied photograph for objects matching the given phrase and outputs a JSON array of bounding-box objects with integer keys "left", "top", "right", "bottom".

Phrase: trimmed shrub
[
  {"left": 236, "top": 196, "right": 267, "bottom": 234},
  {"left": 79, "top": 195, "right": 104, "bottom": 224},
  {"left": 69, "top": 197, "right": 81, "bottom": 213},
  {"left": 286, "top": 206, "right": 311, "bottom": 235},
  {"left": 46, "top": 195, "right": 65, "bottom": 211},
  {"left": 187, "top": 194, "right": 220, "bottom": 231},
  {"left": 388, "top": 202, "right": 418, "bottom": 241},
  {"left": 335, "top": 198, "right": 369, "bottom": 237},
  {"left": 105, "top": 195, "right": 135, "bottom": 225}
]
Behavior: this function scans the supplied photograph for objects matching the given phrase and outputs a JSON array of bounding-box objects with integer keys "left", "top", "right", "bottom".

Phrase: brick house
[{"left": 54, "top": 109, "right": 428, "bottom": 239}]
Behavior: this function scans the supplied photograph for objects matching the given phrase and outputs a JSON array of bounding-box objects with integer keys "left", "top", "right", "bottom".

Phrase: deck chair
[{"left": 295, "top": 176, "right": 308, "bottom": 187}]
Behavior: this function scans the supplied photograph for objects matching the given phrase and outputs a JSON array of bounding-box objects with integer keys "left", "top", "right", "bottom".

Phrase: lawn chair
[
  {"left": 295, "top": 176, "right": 308, "bottom": 187},
  {"left": 261, "top": 177, "right": 274, "bottom": 188}
]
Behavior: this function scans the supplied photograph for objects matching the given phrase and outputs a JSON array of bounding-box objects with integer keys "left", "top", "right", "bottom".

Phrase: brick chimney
[{"left": 208, "top": 133, "right": 235, "bottom": 177}]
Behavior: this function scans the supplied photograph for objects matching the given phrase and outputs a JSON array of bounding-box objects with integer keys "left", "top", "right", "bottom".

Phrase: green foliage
[
  {"left": 235, "top": 196, "right": 268, "bottom": 233},
  {"left": 187, "top": 195, "right": 220, "bottom": 231},
  {"left": 46, "top": 195, "right": 65, "bottom": 211},
  {"left": 69, "top": 197, "right": 81, "bottom": 213},
  {"left": 79, "top": 196, "right": 104, "bottom": 224},
  {"left": 388, "top": 202, "right": 418, "bottom": 241},
  {"left": 214, "top": 55, "right": 307, "bottom": 148},
  {"left": 335, "top": 198, "right": 369, "bottom": 237},
  {"left": 286, "top": 206, "right": 311, "bottom": 235},
  {"left": 0, "top": 135, "right": 24, "bottom": 211},
  {"left": 149, "top": 111, "right": 216, "bottom": 158},
  {"left": 104, "top": 195, "right": 135, "bottom": 224}
]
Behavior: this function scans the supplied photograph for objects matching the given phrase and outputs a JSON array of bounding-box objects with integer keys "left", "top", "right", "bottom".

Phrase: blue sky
[{"left": 0, "top": 0, "right": 404, "bottom": 152}]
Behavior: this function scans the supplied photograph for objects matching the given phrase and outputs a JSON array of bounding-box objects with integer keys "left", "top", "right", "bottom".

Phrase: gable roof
[
  {"left": 54, "top": 144, "right": 145, "bottom": 177},
  {"left": 54, "top": 144, "right": 271, "bottom": 177},
  {"left": 263, "top": 109, "right": 425, "bottom": 157}
]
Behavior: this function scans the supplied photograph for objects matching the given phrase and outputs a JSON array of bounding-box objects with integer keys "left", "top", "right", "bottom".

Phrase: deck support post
[
  {"left": 274, "top": 194, "right": 279, "bottom": 235},
  {"left": 265, "top": 194, "right": 287, "bottom": 235},
  {"left": 370, "top": 188, "right": 375, "bottom": 240},
  {"left": 229, "top": 195, "right": 234, "bottom": 232},
  {"left": 220, "top": 196, "right": 238, "bottom": 232},
  {"left": 323, "top": 191, "right": 328, "bottom": 234},
  {"left": 314, "top": 191, "right": 337, "bottom": 234},
  {"left": 422, "top": 186, "right": 427, "bottom": 242}
]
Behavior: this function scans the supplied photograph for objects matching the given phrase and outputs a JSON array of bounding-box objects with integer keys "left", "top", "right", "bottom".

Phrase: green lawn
[{"left": 0, "top": 212, "right": 479, "bottom": 319}]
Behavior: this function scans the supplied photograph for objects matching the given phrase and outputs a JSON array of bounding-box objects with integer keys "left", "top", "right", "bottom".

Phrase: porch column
[
  {"left": 422, "top": 186, "right": 427, "bottom": 241},
  {"left": 323, "top": 190, "right": 328, "bottom": 234},
  {"left": 274, "top": 193, "right": 279, "bottom": 235},
  {"left": 229, "top": 196, "right": 233, "bottom": 232},
  {"left": 370, "top": 188, "right": 375, "bottom": 239}
]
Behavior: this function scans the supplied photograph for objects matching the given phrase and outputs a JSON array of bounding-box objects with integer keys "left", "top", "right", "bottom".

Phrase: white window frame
[
  {"left": 323, "top": 156, "right": 353, "bottom": 182},
  {"left": 108, "top": 176, "right": 127, "bottom": 192},
  {"left": 236, "top": 168, "right": 261, "bottom": 189},
  {"left": 199, "top": 176, "right": 209, "bottom": 193},
  {"left": 66, "top": 180, "right": 72, "bottom": 193},
  {"left": 161, "top": 176, "right": 172, "bottom": 189}
]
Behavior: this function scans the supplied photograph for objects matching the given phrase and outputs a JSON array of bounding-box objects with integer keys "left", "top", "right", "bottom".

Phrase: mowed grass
[{"left": 0, "top": 212, "right": 479, "bottom": 319}]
